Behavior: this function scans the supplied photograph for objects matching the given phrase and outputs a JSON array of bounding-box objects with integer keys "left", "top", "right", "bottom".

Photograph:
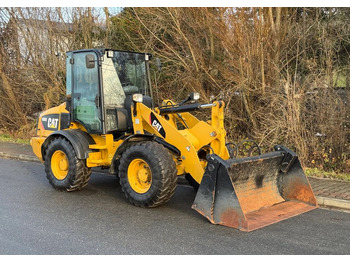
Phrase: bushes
[
  {"left": 109, "top": 7, "right": 349, "bottom": 172},
  {"left": 0, "top": 7, "right": 349, "bottom": 173}
]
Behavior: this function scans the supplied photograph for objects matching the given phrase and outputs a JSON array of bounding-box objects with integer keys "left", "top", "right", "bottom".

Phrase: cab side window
[{"left": 72, "top": 52, "right": 101, "bottom": 133}]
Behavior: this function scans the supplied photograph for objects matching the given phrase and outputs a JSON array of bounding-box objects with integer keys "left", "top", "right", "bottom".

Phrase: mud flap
[{"left": 192, "top": 145, "right": 318, "bottom": 232}]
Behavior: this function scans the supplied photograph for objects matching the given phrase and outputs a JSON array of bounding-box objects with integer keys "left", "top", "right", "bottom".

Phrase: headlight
[
  {"left": 190, "top": 92, "right": 200, "bottom": 101},
  {"left": 107, "top": 50, "right": 114, "bottom": 58},
  {"left": 132, "top": 94, "right": 143, "bottom": 103}
]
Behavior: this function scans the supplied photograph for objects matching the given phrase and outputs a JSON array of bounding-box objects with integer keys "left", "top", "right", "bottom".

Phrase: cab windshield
[{"left": 102, "top": 51, "right": 150, "bottom": 107}]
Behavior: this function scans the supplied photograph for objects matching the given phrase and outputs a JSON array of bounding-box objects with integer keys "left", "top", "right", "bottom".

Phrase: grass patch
[
  {"left": 0, "top": 133, "right": 30, "bottom": 145},
  {"left": 305, "top": 168, "right": 350, "bottom": 182}
]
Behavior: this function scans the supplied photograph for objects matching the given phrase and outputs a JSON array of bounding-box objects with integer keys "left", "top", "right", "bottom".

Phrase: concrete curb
[
  {"left": 0, "top": 152, "right": 40, "bottom": 163},
  {"left": 316, "top": 196, "right": 350, "bottom": 210},
  {"left": 1, "top": 151, "right": 350, "bottom": 212}
]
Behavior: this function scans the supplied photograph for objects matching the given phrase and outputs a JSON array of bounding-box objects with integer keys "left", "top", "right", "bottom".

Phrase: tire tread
[{"left": 118, "top": 141, "right": 177, "bottom": 207}]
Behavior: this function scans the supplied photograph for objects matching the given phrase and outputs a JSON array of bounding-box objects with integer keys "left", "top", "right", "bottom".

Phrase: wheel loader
[{"left": 30, "top": 48, "right": 318, "bottom": 231}]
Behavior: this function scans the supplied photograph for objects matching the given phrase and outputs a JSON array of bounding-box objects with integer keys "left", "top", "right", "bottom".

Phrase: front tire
[
  {"left": 118, "top": 141, "right": 177, "bottom": 207},
  {"left": 44, "top": 137, "right": 91, "bottom": 191}
]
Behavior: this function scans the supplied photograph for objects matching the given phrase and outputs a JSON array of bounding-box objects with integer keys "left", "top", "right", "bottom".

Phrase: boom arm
[{"left": 131, "top": 100, "right": 230, "bottom": 183}]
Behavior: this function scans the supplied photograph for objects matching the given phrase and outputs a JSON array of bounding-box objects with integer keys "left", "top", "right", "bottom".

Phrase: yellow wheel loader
[{"left": 30, "top": 48, "right": 318, "bottom": 231}]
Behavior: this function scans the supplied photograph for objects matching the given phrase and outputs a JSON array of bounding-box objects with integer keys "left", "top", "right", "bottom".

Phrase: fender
[
  {"left": 41, "top": 129, "right": 95, "bottom": 160},
  {"left": 109, "top": 134, "right": 180, "bottom": 174}
]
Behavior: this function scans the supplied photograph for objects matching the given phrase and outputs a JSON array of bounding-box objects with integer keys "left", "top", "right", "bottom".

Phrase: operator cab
[{"left": 65, "top": 49, "right": 153, "bottom": 135}]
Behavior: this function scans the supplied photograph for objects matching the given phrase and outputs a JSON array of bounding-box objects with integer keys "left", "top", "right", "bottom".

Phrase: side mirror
[{"left": 85, "top": 54, "right": 95, "bottom": 69}]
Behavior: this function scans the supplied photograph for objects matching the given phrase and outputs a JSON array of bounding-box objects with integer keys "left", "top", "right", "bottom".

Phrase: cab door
[{"left": 71, "top": 51, "right": 103, "bottom": 134}]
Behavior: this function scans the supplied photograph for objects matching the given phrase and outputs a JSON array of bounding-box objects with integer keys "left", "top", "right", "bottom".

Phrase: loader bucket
[{"left": 192, "top": 145, "right": 318, "bottom": 232}]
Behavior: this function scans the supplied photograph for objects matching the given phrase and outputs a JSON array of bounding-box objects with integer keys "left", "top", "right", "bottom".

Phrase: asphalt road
[{"left": 1, "top": 158, "right": 350, "bottom": 255}]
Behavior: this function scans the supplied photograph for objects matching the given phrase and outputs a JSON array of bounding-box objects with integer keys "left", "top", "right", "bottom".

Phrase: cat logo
[
  {"left": 41, "top": 114, "right": 59, "bottom": 131},
  {"left": 48, "top": 118, "right": 59, "bottom": 129},
  {"left": 152, "top": 120, "right": 162, "bottom": 132},
  {"left": 150, "top": 112, "right": 166, "bottom": 138}
]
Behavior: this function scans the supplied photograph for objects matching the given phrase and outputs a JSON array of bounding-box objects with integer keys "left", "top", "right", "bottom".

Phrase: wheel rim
[
  {"left": 128, "top": 158, "right": 152, "bottom": 193},
  {"left": 51, "top": 150, "right": 69, "bottom": 180}
]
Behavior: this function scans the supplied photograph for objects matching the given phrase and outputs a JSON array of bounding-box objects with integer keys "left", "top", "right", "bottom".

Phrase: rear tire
[
  {"left": 118, "top": 141, "right": 177, "bottom": 207},
  {"left": 44, "top": 137, "right": 91, "bottom": 191}
]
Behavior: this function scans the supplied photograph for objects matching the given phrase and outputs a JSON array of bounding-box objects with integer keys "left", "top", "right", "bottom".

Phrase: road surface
[{"left": 0, "top": 158, "right": 349, "bottom": 254}]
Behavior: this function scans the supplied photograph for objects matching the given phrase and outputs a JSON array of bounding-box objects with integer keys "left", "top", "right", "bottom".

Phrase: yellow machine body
[{"left": 31, "top": 100, "right": 230, "bottom": 182}]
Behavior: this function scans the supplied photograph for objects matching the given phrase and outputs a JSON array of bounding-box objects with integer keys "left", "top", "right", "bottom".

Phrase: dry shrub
[
  {"left": 0, "top": 7, "right": 106, "bottom": 131},
  {"left": 0, "top": 7, "right": 348, "bottom": 172},
  {"left": 111, "top": 7, "right": 349, "bottom": 171}
]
